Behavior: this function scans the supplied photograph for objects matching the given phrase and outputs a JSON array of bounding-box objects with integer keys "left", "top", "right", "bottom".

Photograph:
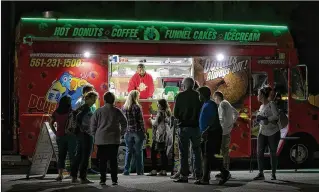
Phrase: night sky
[{"left": 1, "top": 2, "right": 319, "bottom": 144}]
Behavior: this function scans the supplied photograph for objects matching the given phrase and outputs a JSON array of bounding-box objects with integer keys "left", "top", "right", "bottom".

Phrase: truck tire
[{"left": 282, "top": 138, "right": 315, "bottom": 168}]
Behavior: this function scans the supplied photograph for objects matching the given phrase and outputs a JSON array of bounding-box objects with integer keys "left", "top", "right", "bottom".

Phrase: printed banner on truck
[
  {"left": 18, "top": 53, "right": 109, "bottom": 156},
  {"left": 20, "top": 18, "right": 290, "bottom": 45},
  {"left": 193, "top": 56, "right": 251, "bottom": 157}
]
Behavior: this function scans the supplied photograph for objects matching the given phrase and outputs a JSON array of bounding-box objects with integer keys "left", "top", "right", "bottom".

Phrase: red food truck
[{"left": 13, "top": 17, "right": 319, "bottom": 170}]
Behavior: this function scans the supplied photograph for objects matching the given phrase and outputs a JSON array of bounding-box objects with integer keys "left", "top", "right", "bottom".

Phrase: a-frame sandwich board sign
[{"left": 26, "top": 122, "right": 59, "bottom": 179}]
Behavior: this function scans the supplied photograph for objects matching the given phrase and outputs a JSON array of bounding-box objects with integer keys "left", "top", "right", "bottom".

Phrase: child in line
[{"left": 147, "top": 99, "right": 172, "bottom": 176}]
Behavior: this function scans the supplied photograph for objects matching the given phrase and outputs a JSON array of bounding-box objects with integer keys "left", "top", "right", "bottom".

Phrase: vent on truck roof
[{"left": 42, "top": 11, "right": 61, "bottom": 19}]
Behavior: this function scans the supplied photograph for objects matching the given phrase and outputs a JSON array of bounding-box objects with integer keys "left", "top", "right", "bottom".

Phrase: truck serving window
[
  {"left": 109, "top": 56, "right": 193, "bottom": 100},
  {"left": 291, "top": 65, "right": 308, "bottom": 100},
  {"left": 273, "top": 68, "right": 288, "bottom": 97}
]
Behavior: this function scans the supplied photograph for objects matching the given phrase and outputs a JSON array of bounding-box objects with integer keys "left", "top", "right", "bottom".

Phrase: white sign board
[{"left": 26, "top": 122, "right": 59, "bottom": 179}]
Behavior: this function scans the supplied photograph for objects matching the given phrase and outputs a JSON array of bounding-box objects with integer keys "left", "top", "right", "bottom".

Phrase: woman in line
[
  {"left": 147, "top": 99, "right": 172, "bottom": 176},
  {"left": 122, "top": 90, "right": 146, "bottom": 175},
  {"left": 50, "top": 95, "right": 76, "bottom": 181},
  {"left": 254, "top": 86, "right": 281, "bottom": 180}
]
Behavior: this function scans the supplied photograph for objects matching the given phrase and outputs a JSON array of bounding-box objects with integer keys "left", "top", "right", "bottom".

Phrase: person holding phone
[{"left": 254, "top": 86, "right": 280, "bottom": 181}]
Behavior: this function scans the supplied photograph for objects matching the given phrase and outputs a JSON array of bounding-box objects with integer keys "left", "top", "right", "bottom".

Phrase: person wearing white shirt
[
  {"left": 254, "top": 86, "right": 280, "bottom": 181},
  {"left": 213, "top": 91, "right": 239, "bottom": 178}
]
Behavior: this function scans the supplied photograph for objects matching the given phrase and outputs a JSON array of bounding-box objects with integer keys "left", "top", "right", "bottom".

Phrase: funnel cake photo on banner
[{"left": 193, "top": 56, "right": 250, "bottom": 105}]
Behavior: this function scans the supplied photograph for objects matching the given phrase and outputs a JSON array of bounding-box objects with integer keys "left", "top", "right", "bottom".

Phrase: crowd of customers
[{"left": 50, "top": 76, "right": 281, "bottom": 186}]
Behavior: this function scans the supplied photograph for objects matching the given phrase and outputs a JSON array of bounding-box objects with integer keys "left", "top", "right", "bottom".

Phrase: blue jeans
[
  {"left": 124, "top": 132, "right": 145, "bottom": 174},
  {"left": 178, "top": 127, "right": 202, "bottom": 178}
]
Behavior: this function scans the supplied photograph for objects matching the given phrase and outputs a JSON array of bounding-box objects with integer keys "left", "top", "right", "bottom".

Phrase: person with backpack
[
  {"left": 71, "top": 91, "right": 98, "bottom": 184},
  {"left": 254, "top": 86, "right": 280, "bottom": 181},
  {"left": 49, "top": 95, "right": 76, "bottom": 182},
  {"left": 147, "top": 99, "right": 172, "bottom": 176}
]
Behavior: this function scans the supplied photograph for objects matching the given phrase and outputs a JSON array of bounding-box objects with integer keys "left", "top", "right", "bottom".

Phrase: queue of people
[{"left": 50, "top": 74, "right": 281, "bottom": 186}]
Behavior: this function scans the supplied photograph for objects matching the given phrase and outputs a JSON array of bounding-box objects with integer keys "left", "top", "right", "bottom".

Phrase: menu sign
[
  {"left": 20, "top": 18, "right": 289, "bottom": 45},
  {"left": 26, "top": 122, "right": 58, "bottom": 179}
]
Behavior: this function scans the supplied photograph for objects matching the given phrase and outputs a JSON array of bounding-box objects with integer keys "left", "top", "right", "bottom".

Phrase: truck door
[
  {"left": 250, "top": 72, "right": 268, "bottom": 138},
  {"left": 284, "top": 64, "right": 318, "bottom": 167}
]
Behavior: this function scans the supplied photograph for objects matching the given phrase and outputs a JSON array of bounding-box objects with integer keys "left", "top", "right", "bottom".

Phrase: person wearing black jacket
[{"left": 173, "top": 77, "right": 202, "bottom": 183}]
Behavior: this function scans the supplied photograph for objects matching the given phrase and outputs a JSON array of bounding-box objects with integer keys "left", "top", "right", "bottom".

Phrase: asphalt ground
[{"left": 2, "top": 170, "right": 319, "bottom": 192}]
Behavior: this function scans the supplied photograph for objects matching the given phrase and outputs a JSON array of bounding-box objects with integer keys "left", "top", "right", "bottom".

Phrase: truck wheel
[{"left": 284, "top": 139, "right": 314, "bottom": 168}]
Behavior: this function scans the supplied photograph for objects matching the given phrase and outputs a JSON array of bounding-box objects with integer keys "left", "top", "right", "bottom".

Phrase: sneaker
[
  {"left": 174, "top": 176, "right": 188, "bottom": 183},
  {"left": 158, "top": 170, "right": 167, "bottom": 176},
  {"left": 215, "top": 173, "right": 222, "bottom": 178},
  {"left": 271, "top": 174, "right": 276, "bottom": 180},
  {"left": 71, "top": 177, "right": 80, "bottom": 184},
  {"left": 188, "top": 174, "right": 196, "bottom": 180},
  {"left": 253, "top": 173, "right": 265, "bottom": 180},
  {"left": 55, "top": 176, "right": 63, "bottom": 182},
  {"left": 170, "top": 172, "right": 180, "bottom": 179},
  {"left": 194, "top": 179, "right": 209, "bottom": 185},
  {"left": 112, "top": 181, "right": 118, "bottom": 186},
  {"left": 147, "top": 170, "right": 157, "bottom": 176},
  {"left": 99, "top": 181, "right": 106, "bottom": 185},
  {"left": 218, "top": 171, "right": 231, "bottom": 185},
  {"left": 80, "top": 178, "right": 94, "bottom": 184}
]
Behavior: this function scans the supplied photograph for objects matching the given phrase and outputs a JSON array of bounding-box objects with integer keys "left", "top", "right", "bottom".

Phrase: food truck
[{"left": 13, "top": 16, "right": 319, "bottom": 169}]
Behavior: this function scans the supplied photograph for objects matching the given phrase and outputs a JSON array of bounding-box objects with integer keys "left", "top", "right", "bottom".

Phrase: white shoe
[
  {"left": 147, "top": 170, "right": 157, "bottom": 176},
  {"left": 159, "top": 170, "right": 167, "bottom": 176}
]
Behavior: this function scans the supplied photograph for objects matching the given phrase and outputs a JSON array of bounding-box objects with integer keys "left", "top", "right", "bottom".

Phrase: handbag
[{"left": 269, "top": 101, "right": 288, "bottom": 129}]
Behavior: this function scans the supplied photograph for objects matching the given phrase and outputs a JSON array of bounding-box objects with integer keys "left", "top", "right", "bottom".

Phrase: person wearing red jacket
[{"left": 128, "top": 64, "right": 155, "bottom": 99}]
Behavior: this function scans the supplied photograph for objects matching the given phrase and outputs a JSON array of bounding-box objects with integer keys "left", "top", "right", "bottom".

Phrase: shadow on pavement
[
  {"left": 6, "top": 182, "right": 152, "bottom": 192},
  {"left": 265, "top": 180, "right": 319, "bottom": 192},
  {"left": 11, "top": 177, "right": 55, "bottom": 182},
  {"left": 7, "top": 182, "right": 72, "bottom": 192}
]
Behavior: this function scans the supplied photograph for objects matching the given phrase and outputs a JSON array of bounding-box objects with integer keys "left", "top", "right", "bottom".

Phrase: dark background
[{"left": 2, "top": 1, "right": 319, "bottom": 151}]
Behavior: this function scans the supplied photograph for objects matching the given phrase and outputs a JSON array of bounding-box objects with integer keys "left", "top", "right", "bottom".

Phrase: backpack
[{"left": 166, "top": 116, "right": 176, "bottom": 157}]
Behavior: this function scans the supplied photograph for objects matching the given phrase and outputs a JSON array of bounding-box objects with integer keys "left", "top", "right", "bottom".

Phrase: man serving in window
[{"left": 128, "top": 64, "right": 155, "bottom": 99}]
